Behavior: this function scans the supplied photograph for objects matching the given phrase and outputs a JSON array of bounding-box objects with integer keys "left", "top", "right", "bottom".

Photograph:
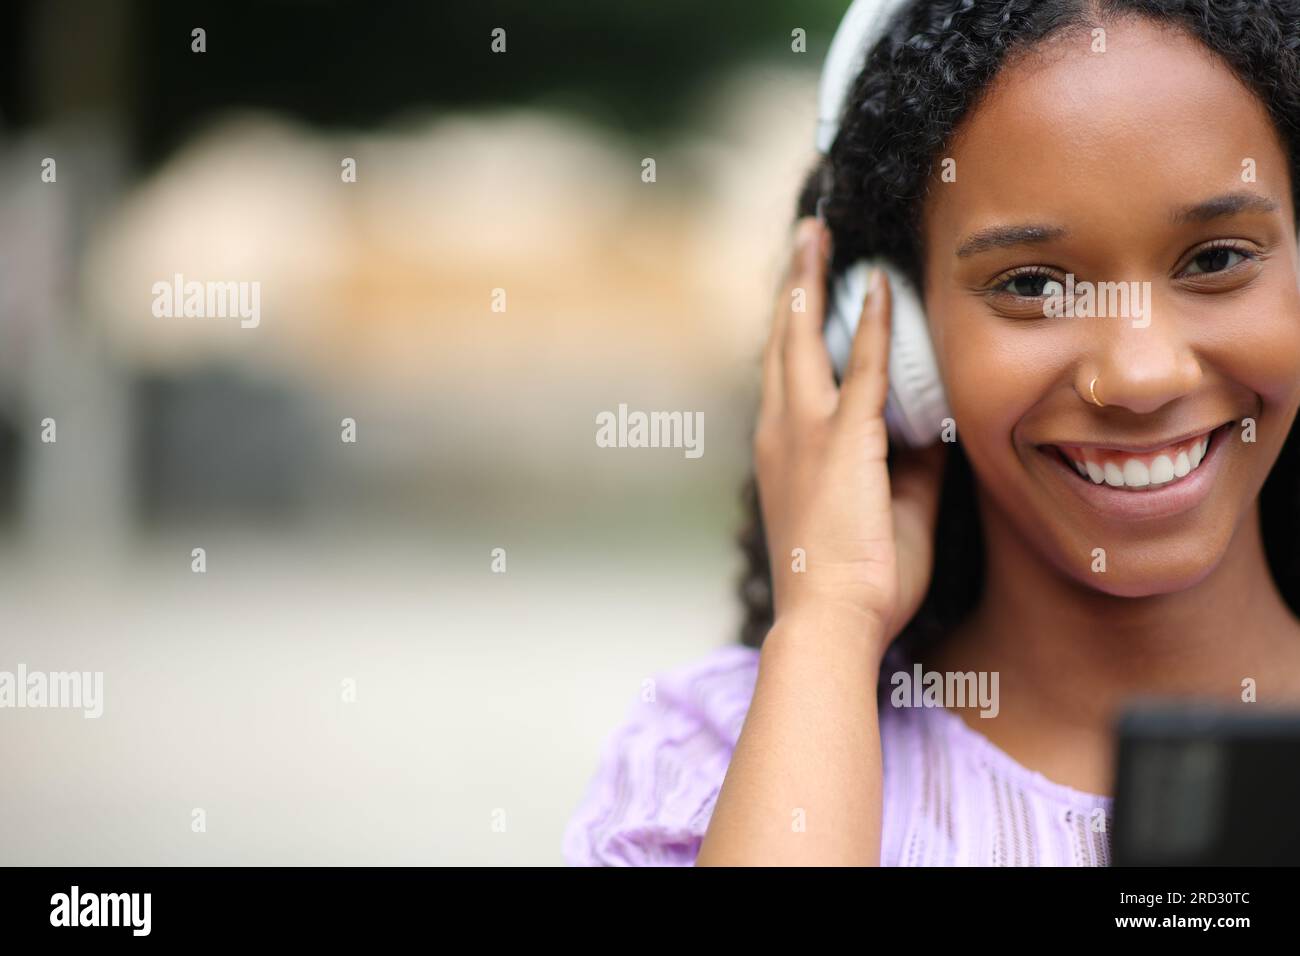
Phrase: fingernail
[{"left": 868, "top": 267, "right": 882, "bottom": 292}]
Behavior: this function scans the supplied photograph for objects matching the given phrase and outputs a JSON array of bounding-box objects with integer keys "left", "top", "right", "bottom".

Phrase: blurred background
[{"left": 0, "top": 0, "right": 844, "bottom": 864}]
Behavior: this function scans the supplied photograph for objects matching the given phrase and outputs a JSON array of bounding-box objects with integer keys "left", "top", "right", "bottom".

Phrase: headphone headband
[{"left": 815, "top": 0, "right": 912, "bottom": 154}]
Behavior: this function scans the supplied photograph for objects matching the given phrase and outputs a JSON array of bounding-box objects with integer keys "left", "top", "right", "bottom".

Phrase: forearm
[{"left": 696, "top": 607, "right": 885, "bottom": 866}]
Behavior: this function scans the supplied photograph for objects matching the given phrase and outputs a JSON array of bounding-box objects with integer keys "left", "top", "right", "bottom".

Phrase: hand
[{"left": 754, "top": 216, "right": 948, "bottom": 659}]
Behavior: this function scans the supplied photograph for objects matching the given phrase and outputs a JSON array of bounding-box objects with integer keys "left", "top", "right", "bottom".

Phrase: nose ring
[{"left": 1088, "top": 376, "right": 1105, "bottom": 407}]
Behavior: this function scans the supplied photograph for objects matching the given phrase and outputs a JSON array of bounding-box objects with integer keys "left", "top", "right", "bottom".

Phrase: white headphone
[{"left": 818, "top": 0, "right": 952, "bottom": 448}]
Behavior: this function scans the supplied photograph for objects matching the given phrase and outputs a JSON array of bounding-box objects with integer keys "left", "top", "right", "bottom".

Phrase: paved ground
[{"left": 0, "top": 530, "right": 739, "bottom": 865}]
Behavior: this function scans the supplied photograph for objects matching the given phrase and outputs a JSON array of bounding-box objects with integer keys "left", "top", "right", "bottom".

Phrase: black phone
[{"left": 1111, "top": 701, "right": 1300, "bottom": 865}]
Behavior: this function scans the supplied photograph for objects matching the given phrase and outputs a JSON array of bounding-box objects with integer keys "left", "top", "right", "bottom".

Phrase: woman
[{"left": 564, "top": 0, "right": 1300, "bottom": 865}]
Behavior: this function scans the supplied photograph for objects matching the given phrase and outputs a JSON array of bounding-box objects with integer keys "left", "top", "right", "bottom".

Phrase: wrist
[{"left": 765, "top": 602, "right": 890, "bottom": 665}]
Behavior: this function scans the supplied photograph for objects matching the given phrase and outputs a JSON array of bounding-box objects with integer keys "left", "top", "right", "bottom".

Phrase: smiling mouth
[{"left": 1039, "top": 421, "right": 1234, "bottom": 492}]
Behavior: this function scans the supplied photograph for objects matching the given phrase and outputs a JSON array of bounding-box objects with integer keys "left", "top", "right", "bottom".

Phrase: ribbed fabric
[{"left": 563, "top": 643, "right": 1114, "bottom": 866}]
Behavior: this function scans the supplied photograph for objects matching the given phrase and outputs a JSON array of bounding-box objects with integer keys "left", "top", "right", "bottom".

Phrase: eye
[
  {"left": 993, "top": 268, "right": 1065, "bottom": 299},
  {"left": 1179, "top": 242, "right": 1256, "bottom": 277}
]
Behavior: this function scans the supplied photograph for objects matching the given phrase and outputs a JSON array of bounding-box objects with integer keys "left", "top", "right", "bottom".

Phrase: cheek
[
  {"left": 933, "top": 308, "right": 1060, "bottom": 459},
  {"left": 1204, "top": 284, "right": 1300, "bottom": 416}
]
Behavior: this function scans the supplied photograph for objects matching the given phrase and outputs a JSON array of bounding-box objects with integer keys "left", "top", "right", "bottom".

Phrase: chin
[
  {"left": 1065, "top": 551, "right": 1224, "bottom": 598},
  {"left": 1048, "top": 521, "right": 1238, "bottom": 599}
]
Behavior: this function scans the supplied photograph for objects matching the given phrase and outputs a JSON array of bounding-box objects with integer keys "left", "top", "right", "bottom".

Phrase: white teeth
[
  {"left": 1062, "top": 430, "right": 1215, "bottom": 491},
  {"left": 1122, "top": 459, "right": 1150, "bottom": 487},
  {"left": 1149, "top": 454, "right": 1174, "bottom": 484}
]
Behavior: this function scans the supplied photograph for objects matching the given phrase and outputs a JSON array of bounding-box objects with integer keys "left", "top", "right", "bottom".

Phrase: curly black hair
[{"left": 738, "top": 0, "right": 1300, "bottom": 662}]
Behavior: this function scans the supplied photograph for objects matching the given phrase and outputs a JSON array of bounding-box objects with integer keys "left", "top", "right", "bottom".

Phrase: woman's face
[{"left": 921, "top": 18, "right": 1300, "bottom": 596}]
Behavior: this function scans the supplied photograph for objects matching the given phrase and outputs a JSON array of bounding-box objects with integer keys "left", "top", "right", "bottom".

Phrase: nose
[{"left": 1080, "top": 304, "right": 1203, "bottom": 413}]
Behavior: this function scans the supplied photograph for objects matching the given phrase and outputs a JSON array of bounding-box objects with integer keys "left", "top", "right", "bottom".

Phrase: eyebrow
[
  {"left": 955, "top": 223, "right": 1067, "bottom": 258},
  {"left": 1171, "top": 191, "right": 1279, "bottom": 224},
  {"left": 953, "top": 192, "right": 1281, "bottom": 259}
]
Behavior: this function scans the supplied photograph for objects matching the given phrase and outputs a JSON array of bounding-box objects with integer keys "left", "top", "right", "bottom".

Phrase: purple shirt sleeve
[{"left": 562, "top": 645, "right": 760, "bottom": 866}]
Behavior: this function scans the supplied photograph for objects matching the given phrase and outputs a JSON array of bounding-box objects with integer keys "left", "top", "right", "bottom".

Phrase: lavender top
[{"left": 563, "top": 643, "right": 1114, "bottom": 866}]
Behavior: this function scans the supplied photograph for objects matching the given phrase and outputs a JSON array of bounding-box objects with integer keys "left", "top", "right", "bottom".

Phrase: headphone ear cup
[{"left": 823, "top": 260, "right": 952, "bottom": 447}]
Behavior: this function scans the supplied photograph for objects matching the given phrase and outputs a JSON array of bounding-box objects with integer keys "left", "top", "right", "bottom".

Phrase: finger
[
  {"left": 760, "top": 218, "right": 819, "bottom": 418},
  {"left": 836, "top": 266, "right": 892, "bottom": 423},
  {"left": 891, "top": 440, "right": 948, "bottom": 534},
  {"left": 889, "top": 440, "right": 949, "bottom": 617},
  {"left": 782, "top": 218, "right": 836, "bottom": 415}
]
